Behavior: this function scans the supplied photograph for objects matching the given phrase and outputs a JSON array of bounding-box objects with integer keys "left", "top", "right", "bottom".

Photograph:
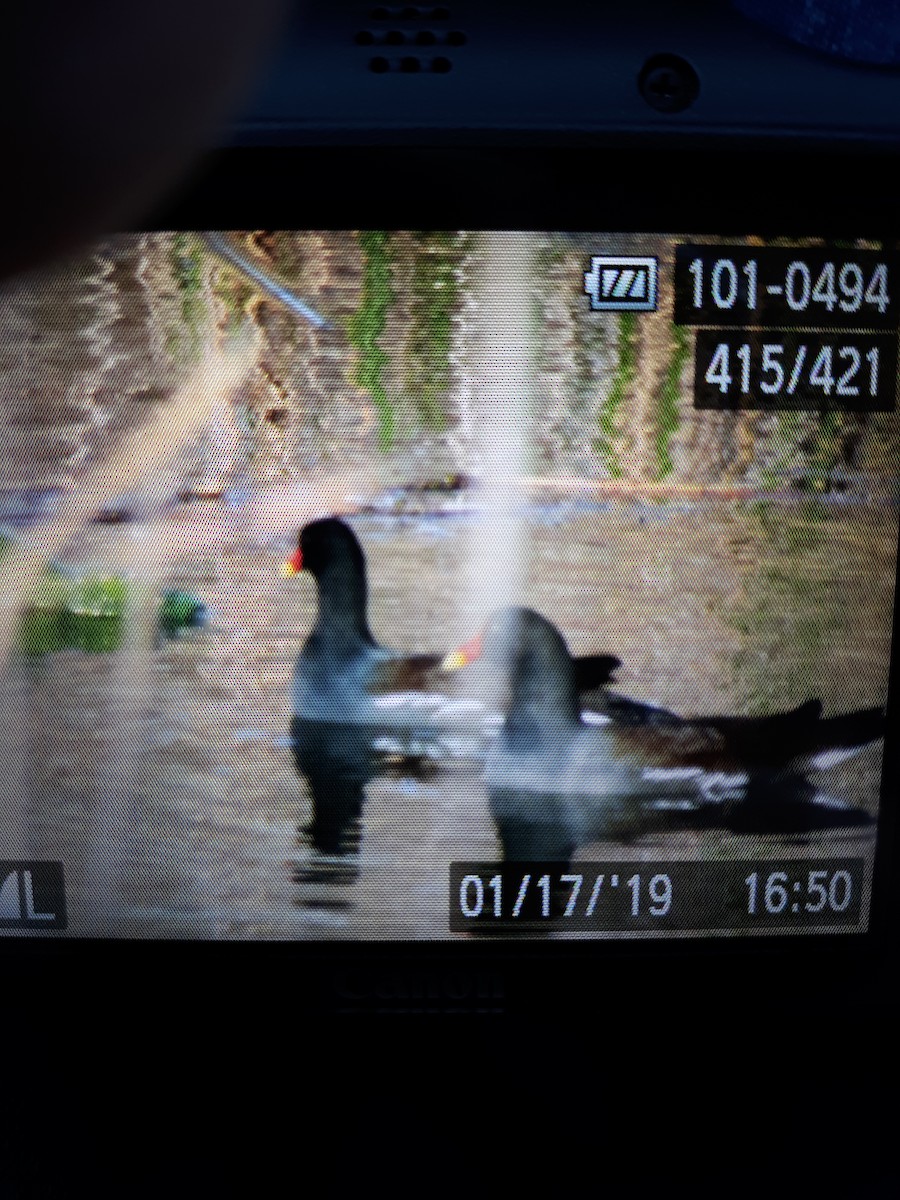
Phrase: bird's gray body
[
  {"left": 482, "top": 607, "right": 878, "bottom": 861},
  {"left": 290, "top": 518, "right": 485, "bottom": 757}
]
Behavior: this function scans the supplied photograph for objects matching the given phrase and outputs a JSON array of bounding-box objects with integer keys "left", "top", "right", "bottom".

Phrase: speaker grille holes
[{"left": 358, "top": 7, "right": 463, "bottom": 71}]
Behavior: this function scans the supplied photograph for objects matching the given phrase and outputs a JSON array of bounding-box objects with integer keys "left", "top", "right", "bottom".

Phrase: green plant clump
[
  {"left": 171, "top": 233, "right": 206, "bottom": 359},
  {"left": 18, "top": 573, "right": 72, "bottom": 655},
  {"left": 347, "top": 231, "right": 395, "bottom": 449},
  {"left": 19, "top": 574, "right": 128, "bottom": 655},
  {"left": 159, "top": 590, "right": 207, "bottom": 639},
  {"left": 596, "top": 311, "right": 636, "bottom": 478}
]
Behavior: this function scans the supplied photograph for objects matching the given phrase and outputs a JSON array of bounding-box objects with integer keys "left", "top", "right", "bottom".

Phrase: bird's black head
[
  {"left": 287, "top": 517, "right": 367, "bottom": 582},
  {"left": 285, "top": 517, "right": 373, "bottom": 641}
]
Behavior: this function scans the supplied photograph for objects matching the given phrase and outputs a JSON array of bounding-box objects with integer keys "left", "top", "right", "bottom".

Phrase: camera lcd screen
[{"left": 0, "top": 230, "right": 895, "bottom": 940}]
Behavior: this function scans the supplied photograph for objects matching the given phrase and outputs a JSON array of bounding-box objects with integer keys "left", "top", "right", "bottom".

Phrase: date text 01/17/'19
[{"left": 448, "top": 860, "right": 864, "bottom": 932}]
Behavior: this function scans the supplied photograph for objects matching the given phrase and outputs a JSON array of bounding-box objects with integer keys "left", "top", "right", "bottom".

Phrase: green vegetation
[
  {"left": 404, "top": 232, "right": 464, "bottom": 428},
  {"left": 19, "top": 573, "right": 127, "bottom": 655},
  {"left": 347, "top": 231, "right": 395, "bottom": 449},
  {"left": 17, "top": 571, "right": 70, "bottom": 655},
  {"left": 170, "top": 234, "right": 205, "bottom": 360},
  {"left": 596, "top": 312, "right": 636, "bottom": 478},
  {"left": 158, "top": 590, "right": 206, "bottom": 639},
  {"left": 655, "top": 324, "right": 689, "bottom": 479},
  {"left": 7, "top": 561, "right": 206, "bottom": 655}
]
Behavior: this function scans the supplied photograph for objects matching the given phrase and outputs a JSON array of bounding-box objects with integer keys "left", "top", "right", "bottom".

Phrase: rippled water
[{"left": 2, "top": 492, "right": 892, "bottom": 940}]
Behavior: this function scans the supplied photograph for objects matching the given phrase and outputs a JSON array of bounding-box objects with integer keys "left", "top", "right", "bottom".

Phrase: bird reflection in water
[
  {"left": 291, "top": 719, "right": 373, "bottom": 858},
  {"left": 289, "top": 715, "right": 450, "bottom": 915}
]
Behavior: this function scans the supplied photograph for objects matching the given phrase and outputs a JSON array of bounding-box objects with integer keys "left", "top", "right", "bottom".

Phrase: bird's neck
[
  {"left": 312, "top": 564, "right": 374, "bottom": 647},
  {"left": 505, "top": 664, "right": 581, "bottom": 747}
]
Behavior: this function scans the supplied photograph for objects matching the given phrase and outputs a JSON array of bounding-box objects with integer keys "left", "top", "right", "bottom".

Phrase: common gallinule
[
  {"left": 481, "top": 607, "right": 880, "bottom": 860},
  {"left": 282, "top": 517, "right": 476, "bottom": 738}
]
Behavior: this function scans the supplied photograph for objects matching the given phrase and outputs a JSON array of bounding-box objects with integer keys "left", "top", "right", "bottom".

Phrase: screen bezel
[{"left": 2, "top": 143, "right": 898, "bottom": 1013}]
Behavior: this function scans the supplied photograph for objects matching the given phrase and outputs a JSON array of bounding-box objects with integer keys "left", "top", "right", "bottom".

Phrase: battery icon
[{"left": 584, "top": 255, "right": 658, "bottom": 312}]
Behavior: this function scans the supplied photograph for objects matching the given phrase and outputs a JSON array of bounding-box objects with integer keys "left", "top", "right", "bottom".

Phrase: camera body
[{"left": 4, "top": 1, "right": 900, "bottom": 1025}]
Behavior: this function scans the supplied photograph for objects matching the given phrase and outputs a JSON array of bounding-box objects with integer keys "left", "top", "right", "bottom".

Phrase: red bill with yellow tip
[
  {"left": 440, "top": 631, "right": 484, "bottom": 672},
  {"left": 279, "top": 546, "right": 304, "bottom": 577}
]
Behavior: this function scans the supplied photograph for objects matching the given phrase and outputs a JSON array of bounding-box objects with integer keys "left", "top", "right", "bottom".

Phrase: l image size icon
[
  {"left": 584, "top": 255, "right": 658, "bottom": 312},
  {"left": 0, "top": 862, "right": 66, "bottom": 929}
]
